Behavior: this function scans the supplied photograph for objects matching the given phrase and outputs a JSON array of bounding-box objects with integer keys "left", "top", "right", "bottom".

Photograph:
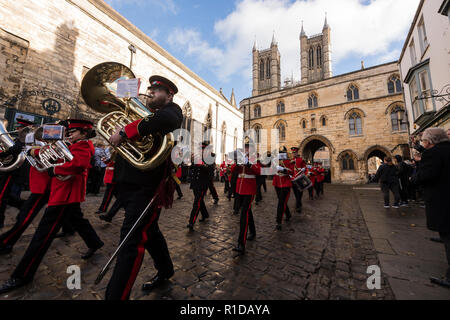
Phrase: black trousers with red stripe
[
  {"left": 275, "top": 187, "right": 291, "bottom": 224},
  {"left": 105, "top": 183, "right": 173, "bottom": 300},
  {"left": 0, "top": 192, "right": 49, "bottom": 248},
  {"left": 11, "top": 203, "right": 104, "bottom": 282},
  {"left": 189, "top": 187, "right": 209, "bottom": 225},
  {"left": 208, "top": 179, "right": 218, "bottom": 200},
  {"left": 237, "top": 194, "right": 255, "bottom": 248},
  {"left": 98, "top": 183, "right": 115, "bottom": 213}
]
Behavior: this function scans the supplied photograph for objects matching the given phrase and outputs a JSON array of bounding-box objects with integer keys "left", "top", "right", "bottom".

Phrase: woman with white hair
[{"left": 412, "top": 127, "right": 450, "bottom": 288}]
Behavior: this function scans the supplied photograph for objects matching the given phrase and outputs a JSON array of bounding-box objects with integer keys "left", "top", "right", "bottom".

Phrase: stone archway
[
  {"left": 299, "top": 135, "right": 335, "bottom": 182},
  {"left": 363, "top": 145, "right": 391, "bottom": 181}
]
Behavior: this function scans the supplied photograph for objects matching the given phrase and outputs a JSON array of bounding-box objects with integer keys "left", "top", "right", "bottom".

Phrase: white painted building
[{"left": 398, "top": 0, "right": 450, "bottom": 136}]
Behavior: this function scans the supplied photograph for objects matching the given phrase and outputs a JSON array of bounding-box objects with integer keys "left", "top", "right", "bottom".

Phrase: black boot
[
  {"left": 142, "top": 270, "right": 174, "bottom": 291},
  {"left": 276, "top": 224, "right": 282, "bottom": 230},
  {"left": 232, "top": 244, "right": 245, "bottom": 255},
  {"left": 247, "top": 233, "right": 256, "bottom": 241},
  {"left": 99, "top": 214, "right": 112, "bottom": 223},
  {"left": 430, "top": 277, "right": 450, "bottom": 288},
  {"left": 186, "top": 223, "right": 194, "bottom": 231},
  {"left": 81, "top": 242, "right": 104, "bottom": 260},
  {"left": 0, "top": 278, "right": 29, "bottom": 294},
  {"left": 429, "top": 237, "right": 443, "bottom": 243}
]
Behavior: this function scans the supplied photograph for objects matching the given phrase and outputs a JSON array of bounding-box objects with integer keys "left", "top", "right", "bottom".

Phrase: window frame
[
  {"left": 348, "top": 112, "right": 363, "bottom": 136},
  {"left": 407, "top": 63, "right": 435, "bottom": 120}
]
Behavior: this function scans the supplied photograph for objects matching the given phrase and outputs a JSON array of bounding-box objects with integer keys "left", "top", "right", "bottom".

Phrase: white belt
[
  {"left": 106, "top": 167, "right": 114, "bottom": 171},
  {"left": 239, "top": 174, "right": 255, "bottom": 179}
]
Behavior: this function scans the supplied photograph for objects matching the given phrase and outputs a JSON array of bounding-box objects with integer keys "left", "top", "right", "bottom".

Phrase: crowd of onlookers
[{"left": 374, "top": 127, "right": 450, "bottom": 288}]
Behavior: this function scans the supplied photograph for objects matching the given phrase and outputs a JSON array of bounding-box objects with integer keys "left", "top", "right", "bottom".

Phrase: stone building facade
[
  {"left": 241, "top": 20, "right": 410, "bottom": 184},
  {"left": 0, "top": 0, "right": 243, "bottom": 163}
]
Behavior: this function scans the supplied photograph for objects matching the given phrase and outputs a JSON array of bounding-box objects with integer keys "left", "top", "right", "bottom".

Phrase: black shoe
[
  {"left": 296, "top": 207, "right": 302, "bottom": 213},
  {"left": 0, "top": 278, "right": 29, "bottom": 294},
  {"left": 429, "top": 237, "right": 443, "bottom": 243},
  {"left": 0, "top": 244, "right": 13, "bottom": 255},
  {"left": 276, "top": 224, "right": 282, "bottom": 230},
  {"left": 186, "top": 224, "right": 194, "bottom": 231},
  {"left": 54, "top": 231, "right": 75, "bottom": 238},
  {"left": 99, "top": 214, "right": 112, "bottom": 223},
  {"left": 213, "top": 199, "right": 219, "bottom": 204},
  {"left": 142, "top": 271, "right": 174, "bottom": 291},
  {"left": 95, "top": 210, "right": 104, "bottom": 214},
  {"left": 177, "top": 195, "right": 183, "bottom": 200},
  {"left": 247, "top": 233, "right": 256, "bottom": 241},
  {"left": 430, "top": 277, "right": 450, "bottom": 288},
  {"left": 233, "top": 210, "right": 238, "bottom": 215},
  {"left": 232, "top": 245, "right": 245, "bottom": 255},
  {"left": 199, "top": 217, "right": 209, "bottom": 222},
  {"left": 81, "top": 242, "right": 104, "bottom": 260},
  {"left": 285, "top": 216, "right": 291, "bottom": 222}
]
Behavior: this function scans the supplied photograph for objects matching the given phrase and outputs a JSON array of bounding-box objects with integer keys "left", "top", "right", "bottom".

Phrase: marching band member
[
  {"left": 314, "top": 162, "right": 325, "bottom": 197},
  {"left": 232, "top": 145, "right": 261, "bottom": 255},
  {"left": 273, "top": 147, "right": 293, "bottom": 230},
  {"left": 106, "top": 75, "right": 182, "bottom": 300},
  {"left": 306, "top": 163, "right": 316, "bottom": 200},
  {"left": 0, "top": 150, "right": 51, "bottom": 255},
  {"left": 98, "top": 153, "right": 123, "bottom": 223},
  {"left": 0, "top": 119, "right": 34, "bottom": 229},
  {"left": 0, "top": 119, "right": 104, "bottom": 294},
  {"left": 290, "top": 147, "right": 306, "bottom": 213},
  {"left": 187, "top": 141, "right": 211, "bottom": 230}
]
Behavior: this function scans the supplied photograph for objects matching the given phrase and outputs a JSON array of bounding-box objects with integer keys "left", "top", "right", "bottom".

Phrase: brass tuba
[
  {"left": 80, "top": 62, "right": 174, "bottom": 171},
  {"left": 0, "top": 121, "right": 26, "bottom": 172}
]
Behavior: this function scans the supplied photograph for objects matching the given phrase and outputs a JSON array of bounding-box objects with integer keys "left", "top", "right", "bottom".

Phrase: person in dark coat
[
  {"left": 394, "top": 155, "right": 411, "bottom": 206},
  {"left": 374, "top": 157, "right": 400, "bottom": 208},
  {"left": 411, "top": 127, "right": 450, "bottom": 288}
]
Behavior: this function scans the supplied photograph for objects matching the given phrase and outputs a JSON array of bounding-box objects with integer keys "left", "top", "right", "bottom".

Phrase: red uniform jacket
[
  {"left": 306, "top": 168, "right": 316, "bottom": 186},
  {"left": 104, "top": 161, "right": 115, "bottom": 185},
  {"left": 235, "top": 163, "right": 261, "bottom": 195},
  {"left": 229, "top": 163, "right": 237, "bottom": 182},
  {"left": 29, "top": 166, "right": 51, "bottom": 194},
  {"left": 294, "top": 157, "right": 306, "bottom": 170},
  {"left": 49, "top": 140, "right": 94, "bottom": 206},
  {"left": 315, "top": 167, "right": 325, "bottom": 183},
  {"left": 273, "top": 159, "right": 293, "bottom": 188},
  {"left": 219, "top": 162, "right": 226, "bottom": 177},
  {"left": 176, "top": 166, "right": 182, "bottom": 179}
]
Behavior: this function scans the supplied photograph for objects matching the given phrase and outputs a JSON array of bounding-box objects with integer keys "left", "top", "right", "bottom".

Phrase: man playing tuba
[{"left": 106, "top": 75, "right": 182, "bottom": 300}]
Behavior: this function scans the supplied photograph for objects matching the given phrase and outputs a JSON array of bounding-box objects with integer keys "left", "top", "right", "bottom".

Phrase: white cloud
[
  {"left": 105, "top": 0, "right": 178, "bottom": 15},
  {"left": 168, "top": 0, "right": 419, "bottom": 85}
]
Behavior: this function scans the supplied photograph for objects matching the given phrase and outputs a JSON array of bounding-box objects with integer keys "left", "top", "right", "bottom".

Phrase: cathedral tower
[
  {"left": 252, "top": 34, "right": 281, "bottom": 96},
  {"left": 300, "top": 16, "right": 332, "bottom": 84}
]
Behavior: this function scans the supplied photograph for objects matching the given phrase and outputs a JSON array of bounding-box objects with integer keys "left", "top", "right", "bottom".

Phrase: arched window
[
  {"left": 390, "top": 106, "right": 408, "bottom": 132},
  {"left": 349, "top": 112, "right": 363, "bottom": 135},
  {"left": 309, "top": 47, "right": 314, "bottom": 69},
  {"left": 342, "top": 153, "right": 355, "bottom": 170},
  {"left": 266, "top": 59, "right": 271, "bottom": 79},
  {"left": 182, "top": 102, "right": 192, "bottom": 132},
  {"left": 321, "top": 116, "right": 326, "bottom": 126},
  {"left": 253, "top": 105, "right": 261, "bottom": 118},
  {"left": 308, "top": 93, "right": 318, "bottom": 108},
  {"left": 259, "top": 60, "right": 265, "bottom": 79},
  {"left": 277, "top": 101, "right": 285, "bottom": 114},
  {"left": 317, "top": 46, "right": 322, "bottom": 67},
  {"left": 301, "top": 119, "right": 307, "bottom": 129},
  {"left": 253, "top": 125, "right": 262, "bottom": 144},
  {"left": 347, "top": 84, "right": 359, "bottom": 101},
  {"left": 276, "top": 123, "right": 286, "bottom": 141},
  {"left": 388, "top": 75, "right": 402, "bottom": 94}
]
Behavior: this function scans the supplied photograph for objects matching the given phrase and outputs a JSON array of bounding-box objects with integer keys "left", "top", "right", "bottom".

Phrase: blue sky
[{"left": 104, "top": 0, "right": 420, "bottom": 105}]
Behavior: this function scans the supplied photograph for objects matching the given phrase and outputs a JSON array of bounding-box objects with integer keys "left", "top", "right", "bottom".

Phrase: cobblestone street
[{"left": 0, "top": 182, "right": 419, "bottom": 300}]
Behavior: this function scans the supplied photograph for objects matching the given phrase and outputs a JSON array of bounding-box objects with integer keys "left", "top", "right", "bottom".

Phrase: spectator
[
  {"left": 411, "top": 127, "right": 450, "bottom": 288},
  {"left": 374, "top": 157, "right": 401, "bottom": 208},
  {"left": 394, "top": 155, "right": 411, "bottom": 206}
]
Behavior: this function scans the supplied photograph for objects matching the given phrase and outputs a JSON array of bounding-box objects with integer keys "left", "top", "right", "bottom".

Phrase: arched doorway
[
  {"left": 299, "top": 135, "right": 334, "bottom": 182},
  {"left": 364, "top": 145, "right": 391, "bottom": 182}
]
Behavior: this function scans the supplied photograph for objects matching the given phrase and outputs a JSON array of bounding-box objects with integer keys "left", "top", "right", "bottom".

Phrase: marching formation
[{"left": 0, "top": 68, "right": 327, "bottom": 300}]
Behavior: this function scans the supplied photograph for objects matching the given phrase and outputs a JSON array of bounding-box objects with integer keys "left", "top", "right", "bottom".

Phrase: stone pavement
[
  {"left": 0, "top": 182, "right": 429, "bottom": 301},
  {"left": 354, "top": 185, "right": 450, "bottom": 300}
]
